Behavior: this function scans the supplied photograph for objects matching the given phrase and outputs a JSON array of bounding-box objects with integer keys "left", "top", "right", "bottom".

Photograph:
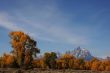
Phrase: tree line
[{"left": 0, "top": 31, "right": 110, "bottom": 71}]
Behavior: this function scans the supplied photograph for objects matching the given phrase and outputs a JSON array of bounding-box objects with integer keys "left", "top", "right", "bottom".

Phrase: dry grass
[{"left": 0, "top": 68, "right": 110, "bottom": 73}]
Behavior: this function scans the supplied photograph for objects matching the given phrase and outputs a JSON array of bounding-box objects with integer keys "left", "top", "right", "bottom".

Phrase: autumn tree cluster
[
  {"left": 0, "top": 31, "right": 40, "bottom": 68},
  {"left": 0, "top": 31, "right": 110, "bottom": 71},
  {"left": 32, "top": 53, "right": 110, "bottom": 71}
]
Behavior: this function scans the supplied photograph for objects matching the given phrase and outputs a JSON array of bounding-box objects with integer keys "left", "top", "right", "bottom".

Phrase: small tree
[
  {"left": 60, "top": 53, "right": 75, "bottom": 69},
  {"left": 44, "top": 52, "right": 57, "bottom": 69}
]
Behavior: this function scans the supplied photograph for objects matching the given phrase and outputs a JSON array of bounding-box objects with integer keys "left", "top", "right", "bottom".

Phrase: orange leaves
[
  {"left": 56, "top": 59, "right": 63, "bottom": 69},
  {"left": 39, "top": 59, "right": 47, "bottom": 68},
  {"left": 57, "top": 54, "right": 110, "bottom": 71},
  {"left": 85, "top": 61, "right": 91, "bottom": 70},
  {"left": 103, "top": 60, "right": 110, "bottom": 71},
  {"left": 10, "top": 31, "right": 29, "bottom": 50},
  {"left": 32, "top": 58, "right": 47, "bottom": 68},
  {"left": 2, "top": 54, "right": 15, "bottom": 67},
  {"left": 61, "top": 54, "right": 75, "bottom": 60},
  {"left": 98, "top": 64, "right": 105, "bottom": 71},
  {"left": 90, "top": 58, "right": 108, "bottom": 71},
  {"left": 56, "top": 54, "right": 76, "bottom": 69},
  {"left": 105, "top": 66, "right": 110, "bottom": 71},
  {"left": 91, "top": 61, "right": 100, "bottom": 71},
  {"left": 9, "top": 31, "right": 40, "bottom": 68}
]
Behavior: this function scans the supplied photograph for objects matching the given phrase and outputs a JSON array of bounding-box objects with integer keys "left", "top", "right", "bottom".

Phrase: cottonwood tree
[{"left": 9, "top": 31, "right": 40, "bottom": 68}]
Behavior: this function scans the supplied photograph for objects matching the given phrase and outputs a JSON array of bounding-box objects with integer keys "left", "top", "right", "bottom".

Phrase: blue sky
[{"left": 0, "top": 0, "right": 110, "bottom": 58}]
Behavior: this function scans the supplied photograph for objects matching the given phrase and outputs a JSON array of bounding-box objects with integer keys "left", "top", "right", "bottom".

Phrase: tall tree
[{"left": 9, "top": 31, "right": 40, "bottom": 68}]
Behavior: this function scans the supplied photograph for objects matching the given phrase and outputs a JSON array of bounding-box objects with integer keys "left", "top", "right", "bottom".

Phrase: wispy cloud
[
  {"left": 0, "top": 12, "right": 23, "bottom": 31},
  {"left": 0, "top": 2, "right": 89, "bottom": 46}
]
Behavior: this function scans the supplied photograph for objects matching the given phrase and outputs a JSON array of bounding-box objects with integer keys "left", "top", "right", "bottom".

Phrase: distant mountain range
[{"left": 68, "top": 47, "right": 94, "bottom": 61}]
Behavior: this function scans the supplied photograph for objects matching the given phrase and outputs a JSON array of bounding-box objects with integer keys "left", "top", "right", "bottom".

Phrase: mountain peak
[{"left": 71, "top": 47, "right": 94, "bottom": 61}]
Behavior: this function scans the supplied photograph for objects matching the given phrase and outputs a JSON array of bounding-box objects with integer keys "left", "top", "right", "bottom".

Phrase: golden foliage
[
  {"left": 9, "top": 31, "right": 40, "bottom": 68},
  {"left": 2, "top": 53, "right": 15, "bottom": 67}
]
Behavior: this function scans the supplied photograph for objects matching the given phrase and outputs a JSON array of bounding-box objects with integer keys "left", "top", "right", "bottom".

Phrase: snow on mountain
[{"left": 70, "top": 47, "right": 94, "bottom": 61}]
